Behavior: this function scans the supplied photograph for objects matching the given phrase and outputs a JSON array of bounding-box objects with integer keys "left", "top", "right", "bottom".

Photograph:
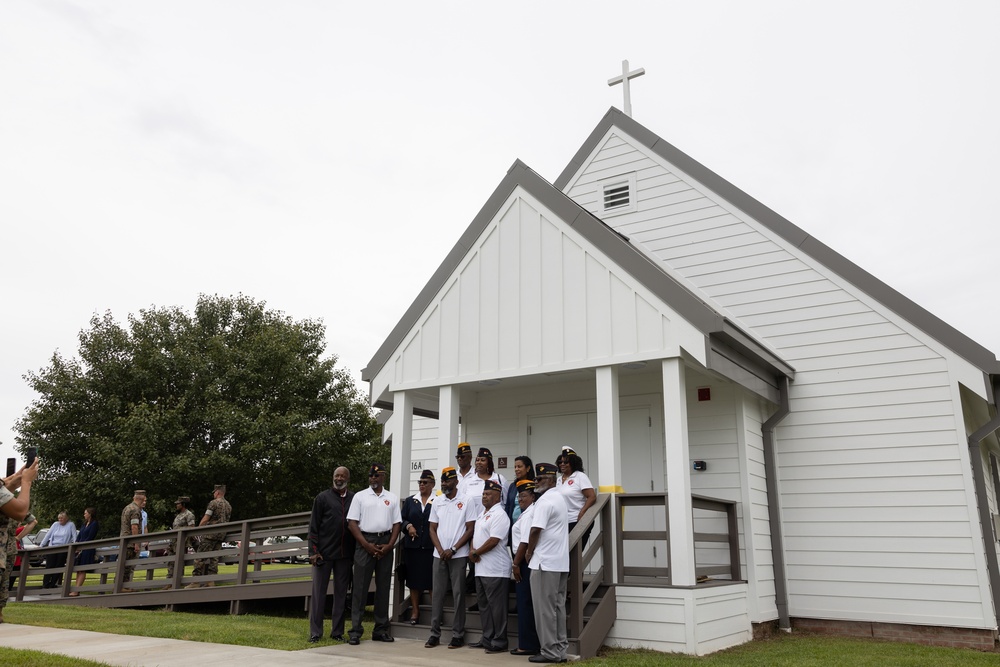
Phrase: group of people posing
[{"left": 307, "top": 443, "right": 595, "bottom": 664}]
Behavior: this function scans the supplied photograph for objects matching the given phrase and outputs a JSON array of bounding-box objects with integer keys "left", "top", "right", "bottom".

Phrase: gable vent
[
  {"left": 597, "top": 172, "right": 637, "bottom": 216},
  {"left": 604, "top": 183, "right": 630, "bottom": 209}
]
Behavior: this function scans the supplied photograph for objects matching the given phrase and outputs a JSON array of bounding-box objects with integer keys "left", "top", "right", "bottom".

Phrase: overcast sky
[{"left": 2, "top": 1, "right": 998, "bottom": 469}]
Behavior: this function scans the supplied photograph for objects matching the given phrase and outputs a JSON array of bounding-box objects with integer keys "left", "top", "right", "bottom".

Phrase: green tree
[{"left": 15, "top": 295, "right": 385, "bottom": 536}]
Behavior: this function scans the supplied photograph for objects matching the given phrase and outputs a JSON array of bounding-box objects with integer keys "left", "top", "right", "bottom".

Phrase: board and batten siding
[
  {"left": 564, "top": 129, "right": 992, "bottom": 627},
  {"left": 369, "top": 186, "right": 707, "bottom": 399}
]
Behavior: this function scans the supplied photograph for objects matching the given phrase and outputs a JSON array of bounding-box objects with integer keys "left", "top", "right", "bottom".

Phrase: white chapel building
[{"left": 362, "top": 107, "right": 1000, "bottom": 654}]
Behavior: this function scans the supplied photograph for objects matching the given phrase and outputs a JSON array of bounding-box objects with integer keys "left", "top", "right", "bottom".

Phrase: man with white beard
[{"left": 307, "top": 466, "right": 356, "bottom": 643}]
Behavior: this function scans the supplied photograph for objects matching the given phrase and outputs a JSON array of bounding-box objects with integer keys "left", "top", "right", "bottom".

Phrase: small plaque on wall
[
  {"left": 411, "top": 461, "right": 423, "bottom": 471},
  {"left": 498, "top": 457, "right": 508, "bottom": 469}
]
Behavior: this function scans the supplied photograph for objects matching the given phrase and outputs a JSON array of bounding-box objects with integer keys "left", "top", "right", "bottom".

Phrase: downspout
[
  {"left": 967, "top": 374, "right": 1000, "bottom": 627},
  {"left": 762, "top": 375, "right": 791, "bottom": 630}
]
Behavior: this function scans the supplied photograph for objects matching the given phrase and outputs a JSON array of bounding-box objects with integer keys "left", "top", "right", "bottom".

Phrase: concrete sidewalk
[{"left": 0, "top": 623, "right": 550, "bottom": 666}]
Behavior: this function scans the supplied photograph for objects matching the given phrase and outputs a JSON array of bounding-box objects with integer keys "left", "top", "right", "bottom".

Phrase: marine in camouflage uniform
[
  {"left": 2, "top": 513, "right": 36, "bottom": 607},
  {"left": 165, "top": 496, "right": 197, "bottom": 581},
  {"left": 0, "top": 489, "right": 22, "bottom": 613},
  {"left": 188, "top": 484, "right": 232, "bottom": 585},
  {"left": 119, "top": 490, "right": 146, "bottom": 586}
]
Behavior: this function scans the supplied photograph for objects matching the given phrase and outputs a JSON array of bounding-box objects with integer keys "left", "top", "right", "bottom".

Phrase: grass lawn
[
  {"left": 590, "top": 635, "right": 998, "bottom": 666},
  {"left": 5, "top": 599, "right": 997, "bottom": 666},
  {"left": 0, "top": 647, "right": 110, "bottom": 666}
]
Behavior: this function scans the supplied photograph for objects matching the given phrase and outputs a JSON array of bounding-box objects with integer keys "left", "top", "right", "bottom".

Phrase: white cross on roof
[{"left": 608, "top": 59, "right": 645, "bottom": 118}]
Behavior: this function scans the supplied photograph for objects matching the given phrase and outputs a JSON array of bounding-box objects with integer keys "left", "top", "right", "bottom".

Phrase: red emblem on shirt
[
  {"left": 567, "top": 480, "right": 574, "bottom": 486},
  {"left": 457, "top": 502, "right": 463, "bottom": 509},
  {"left": 384, "top": 499, "right": 390, "bottom": 506},
  {"left": 484, "top": 513, "right": 491, "bottom": 520}
]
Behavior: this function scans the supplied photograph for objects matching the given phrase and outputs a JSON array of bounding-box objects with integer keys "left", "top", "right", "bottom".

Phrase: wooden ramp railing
[{"left": 16, "top": 512, "right": 315, "bottom": 613}]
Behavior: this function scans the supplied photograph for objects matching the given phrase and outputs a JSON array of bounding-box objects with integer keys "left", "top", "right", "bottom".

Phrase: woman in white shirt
[
  {"left": 555, "top": 447, "right": 596, "bottom": 545},
  {"left": 39, "top": 510, "right": 77, "bottom": 589}
]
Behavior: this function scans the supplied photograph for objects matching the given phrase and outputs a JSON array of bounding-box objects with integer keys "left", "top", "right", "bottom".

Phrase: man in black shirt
[{"left": 307, "top": 466, "right": 355, "bottom": 643}]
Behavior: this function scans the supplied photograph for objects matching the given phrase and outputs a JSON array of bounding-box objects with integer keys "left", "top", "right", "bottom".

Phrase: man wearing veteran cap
[
  {"left": 307, "top": 466, "right": 355, "bottom": 643},
  {"left": 347, "top": 463, "right": 401, "bottom": 645},
  {"left": 425, "top": 466, "right": 475, "bottom": 649},
  {"left": 468, "top": 478, "right": 512, "bottom": 653},
  {"left": 463, "top": 447, "right": 508, "bottom": 521},
  {"left": 454, "top": 443, "right": 475, "bottom": 499},
  {"left": 526, "top": 463, "right": 569, "bottom": 664}
]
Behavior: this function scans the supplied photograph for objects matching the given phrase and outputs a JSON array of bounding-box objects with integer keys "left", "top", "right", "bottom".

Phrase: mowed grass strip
[
  {"left": 7, "top": 603, "right": 317, "bottom": 651},
  {"left": 0, "top": 646, "right": 110, "bottom": 666},
  {"left": 6, "top": 600, "right": 998, "bottom": 663},
  {"left": 591, "top": 635, "right": 998, "bottom": 667}
]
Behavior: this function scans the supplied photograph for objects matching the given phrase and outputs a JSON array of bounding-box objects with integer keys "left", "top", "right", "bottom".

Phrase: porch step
[{"left": 391, "top": 582, "right": 615, "bottom": 657}]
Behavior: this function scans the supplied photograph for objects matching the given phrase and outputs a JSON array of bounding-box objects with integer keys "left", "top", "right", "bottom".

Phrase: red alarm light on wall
[{"left": 697, "top": 387, "right": 711, "bottom": 402}]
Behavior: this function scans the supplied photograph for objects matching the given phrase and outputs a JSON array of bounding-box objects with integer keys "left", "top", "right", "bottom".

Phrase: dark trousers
[
  {"left": 475, "top": 576, "right": 509, "bottom": 650},
  {"left": 43, "top": 552, "right": 67, "bottom": 589},
  {"left": 515, "top": 561, "right": 540, "bottom": 651},
  {"left": 429, "top": 555, "right": 468, "bottom": 640},
  {"left": 349, "top": 533, "right": 393, "bottom": 640},
  {"left": 310, "top": 556, "right": 352, "bottom": 638}
]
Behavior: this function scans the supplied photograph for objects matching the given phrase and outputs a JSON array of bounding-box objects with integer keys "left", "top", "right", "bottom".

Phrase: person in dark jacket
[
  {"left": 401, "top": 469, "right": 436, "bottom": 624},
  {"left": 307, "top": 466, "right": 356, "bottom": 643}
]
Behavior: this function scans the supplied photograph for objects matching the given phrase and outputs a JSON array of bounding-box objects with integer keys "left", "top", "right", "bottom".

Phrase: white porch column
[
  {"left": 390, "top": 390, "right": 414, "bottom": 500},
  {"left": 662, "top": 358, "right": 695, "bottom": 586},
  {"left": 438, "top": 385, "right": 461, "bottom": 473},
  {"left": 595, "top": 366, "right": 623, "bottom": 494}
]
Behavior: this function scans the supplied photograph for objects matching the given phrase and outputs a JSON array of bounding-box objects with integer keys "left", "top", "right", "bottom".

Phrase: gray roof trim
[
  {"left": 363, "top": 159, "right": 791, "bottom": 383},
  {"left": 556, "top": 108, "right": 1000, "bottom": 375}
]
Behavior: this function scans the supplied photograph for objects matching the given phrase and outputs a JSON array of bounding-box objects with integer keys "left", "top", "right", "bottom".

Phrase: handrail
[
  {"left": 567, "top": 493, "right": 614, "bottom": 658},
  {"left": 615, "top": 492, "right": 742, "bottom": 585}
]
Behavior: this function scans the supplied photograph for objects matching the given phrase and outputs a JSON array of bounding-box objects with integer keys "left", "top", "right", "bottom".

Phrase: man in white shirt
[
  {"left": 468, "top": 479, "right": 512, "bottom": 654},
  {"left": 453, "top": 443, "right": 474, "bottom": 499},
  {"left": 525, "top": 462, "right": 569, "bottom": 664},
  {"left": 425, "top": 466, "right": 475, "bottom": 649},
  {"left": 346, "top": 463, "right": 401, "bottom": 645}
]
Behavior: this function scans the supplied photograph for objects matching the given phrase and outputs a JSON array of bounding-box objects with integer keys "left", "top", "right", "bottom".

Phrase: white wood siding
[
  {"left": 607, "top": 585, "right": 752, "bottom": 655},
  {"left": 565, "top": 129, "right": 991, "bottom": 628},
  {"left": 371, "top": 188, "right": 707, "bottom": 398}
]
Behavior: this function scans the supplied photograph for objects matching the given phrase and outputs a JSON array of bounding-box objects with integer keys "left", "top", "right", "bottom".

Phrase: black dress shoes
[
  {"left": 308, "top": 635, "right": 320, "bottom": 643},
  {"left": 528, "top": 656, "right": 567, "bottom": 664},
  {"left": 425, "top": 636, "right": 440, "bottom": 648},
  {"left": 468, "top": 641, "right": 486, "bottom": 649},
  {"left": 372, "top": 633, "right": 395, "bottom": 642},
  {"left": 447, "top": 638, "right": 464, "bottom": 649},
  {"left": 330, "top": 635, "right": 345, "bottom": 642},
  {"left": 348, "top": 637, "right": 360, "bottom": 645}
]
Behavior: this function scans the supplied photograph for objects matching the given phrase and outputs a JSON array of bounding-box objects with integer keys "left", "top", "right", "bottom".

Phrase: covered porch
[{"left": 376, "top": 345, "right": 791, "bottom": 655}]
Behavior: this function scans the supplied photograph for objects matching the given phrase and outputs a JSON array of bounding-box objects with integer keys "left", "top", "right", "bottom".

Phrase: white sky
[{"left": 2, "top": 1, "right": 998, "bottom": 468}]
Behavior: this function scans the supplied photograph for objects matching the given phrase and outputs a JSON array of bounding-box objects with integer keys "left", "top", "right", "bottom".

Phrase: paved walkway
[{"left": 0, "top": 624, "right": 548, "bottom": 666}]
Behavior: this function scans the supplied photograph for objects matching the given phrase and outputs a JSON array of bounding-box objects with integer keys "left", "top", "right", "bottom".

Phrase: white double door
[{"left": 527, "top": 404, "right": 667, "bottom": 569}]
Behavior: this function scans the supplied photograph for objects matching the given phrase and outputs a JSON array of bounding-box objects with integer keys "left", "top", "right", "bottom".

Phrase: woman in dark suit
[
  {"left": 70, "top": 507, "right": 98, "bottom": 596},
  {"left": 400, "top": 469, "right": 435, "bottom": 624}
]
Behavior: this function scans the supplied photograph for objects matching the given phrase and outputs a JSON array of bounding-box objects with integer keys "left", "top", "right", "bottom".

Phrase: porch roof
[{"left": 362, "top": 158, "right": 794, "bottom": 399}]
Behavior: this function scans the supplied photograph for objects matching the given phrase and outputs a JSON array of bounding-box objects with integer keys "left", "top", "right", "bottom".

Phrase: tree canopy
[{"left": 15, "top": 295, "right": 385, "bottom": 536}]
